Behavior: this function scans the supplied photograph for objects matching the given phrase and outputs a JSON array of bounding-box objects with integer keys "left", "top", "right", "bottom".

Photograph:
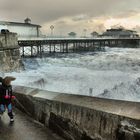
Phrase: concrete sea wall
[
  {"left": 0, "top": 32, "right": 22, "bottom": 72},
  {"left": 13, "top": 86, "right": 140, "bottom": 140}
]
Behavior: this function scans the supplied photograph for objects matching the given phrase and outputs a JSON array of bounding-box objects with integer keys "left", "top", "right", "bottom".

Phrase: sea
[{"left": 2, "top": 47, "right": 140, "bottom": 102}]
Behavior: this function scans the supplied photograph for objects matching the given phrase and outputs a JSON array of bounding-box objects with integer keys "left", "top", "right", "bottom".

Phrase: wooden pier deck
[{"left": 18, "top": 37, "right": 140, "bottom": 57}]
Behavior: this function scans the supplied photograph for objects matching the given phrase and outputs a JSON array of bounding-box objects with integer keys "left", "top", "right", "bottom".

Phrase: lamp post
[
  {"left": 50, "top": 25, "right": 54, "bottom": 37},
  {"left": 83, "top": 29, "right": 87, "bottom": 38}
]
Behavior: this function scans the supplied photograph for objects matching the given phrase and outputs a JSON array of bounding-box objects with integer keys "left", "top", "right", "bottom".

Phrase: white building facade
[{"left": 0, "top": 18, "right": 42, "bottom": 38}]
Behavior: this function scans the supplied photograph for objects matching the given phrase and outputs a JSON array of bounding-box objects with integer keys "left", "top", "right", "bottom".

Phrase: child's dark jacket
[{"left": 0, "top": 84, "right": 13, "bottom": 104}]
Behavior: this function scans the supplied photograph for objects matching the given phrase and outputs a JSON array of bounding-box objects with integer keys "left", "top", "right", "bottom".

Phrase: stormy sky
[{"left": 0, "top": 0, "right": 140, "bottom": 36}]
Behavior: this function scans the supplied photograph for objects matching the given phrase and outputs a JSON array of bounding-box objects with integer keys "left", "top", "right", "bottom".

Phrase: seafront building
[
  {"left": 101, "top": 28, "right": 139, "bottom": 38},
  {"left": 0, "top": 18, "right": 42, "bottom": 38}
]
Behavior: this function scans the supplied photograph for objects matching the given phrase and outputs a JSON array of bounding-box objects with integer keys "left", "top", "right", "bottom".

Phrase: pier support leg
[
  {"left": 22, "top": 47, "right": 25, "bottom": 57},
  {"left": 54, "top": 44, "right": 56, "bottom": 53},
  {"left": 49, "top": 44, "right": 52, "bottom": 53},
  {"left": 63, "top": 43, "right": 65, "bottom": 53},
  {"left": 31, "top": 46, "right": 33, "bottom": 57},
  {"left": 66, "top": 43, "right": 68, "bottom": 53}
]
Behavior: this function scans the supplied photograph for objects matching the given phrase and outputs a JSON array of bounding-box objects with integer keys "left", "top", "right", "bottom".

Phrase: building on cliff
[
  {"left": 0, "top": 18, "right": 42, "bottom": 38},
  {"left": 101, "top": 28, "right": 139, "bottom": 38}
]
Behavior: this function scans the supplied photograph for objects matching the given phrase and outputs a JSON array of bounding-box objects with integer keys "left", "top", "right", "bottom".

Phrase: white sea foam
[{"left": 3, "top": 47, "right": 140, "bottom": 102}]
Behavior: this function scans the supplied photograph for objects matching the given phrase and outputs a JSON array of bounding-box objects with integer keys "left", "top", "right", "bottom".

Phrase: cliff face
[{"left": 0, "top": 32, "right": 23, "bottom": 72}]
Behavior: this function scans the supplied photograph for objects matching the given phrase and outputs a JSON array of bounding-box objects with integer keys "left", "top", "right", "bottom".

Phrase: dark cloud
[
  {"left": 0, "top": 0, "right": 139, "bottom": 23},
  {"left": 0, "top": 0, "right": 140, "bottom": 34},
  {"left": 72, "top": 15, "right": 91, "bottom": 22},
  {"left": 113, "top": 10, "right": 140, "bottom": 19}
]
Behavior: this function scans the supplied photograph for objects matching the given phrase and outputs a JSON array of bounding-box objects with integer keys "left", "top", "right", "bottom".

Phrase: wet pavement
[{"left": 0, "top": 109, "right": 63, "bottom": 140}]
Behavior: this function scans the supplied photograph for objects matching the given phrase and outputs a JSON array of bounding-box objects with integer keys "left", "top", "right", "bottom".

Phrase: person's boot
[
  {"left": 10, "top": 117, "right": 14, "bottom": 122},
  {"left": 8, "top": 112, "right": 14, "bottom": 122}
]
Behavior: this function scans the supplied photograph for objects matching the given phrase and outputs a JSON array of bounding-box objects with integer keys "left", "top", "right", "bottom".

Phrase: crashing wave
[
  {"left": 5, "top": 47, "right": 140, "bottom": 102},
  {"left": 97, "top": 78, "right": 140, "bottom": 102}
]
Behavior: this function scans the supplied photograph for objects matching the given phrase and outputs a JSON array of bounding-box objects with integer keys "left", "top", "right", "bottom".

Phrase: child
[{"left": 0, "top": 76, "right": 16, "bottom": 122}]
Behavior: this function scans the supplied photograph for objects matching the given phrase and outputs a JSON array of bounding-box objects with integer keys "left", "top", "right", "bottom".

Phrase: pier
[{"left": 18, "top": 37, "right": 140, "bottom": 57}]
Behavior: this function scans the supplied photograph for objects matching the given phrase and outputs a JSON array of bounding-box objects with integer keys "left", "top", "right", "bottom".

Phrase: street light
[
  {"left": 83, "top": 29, "right": 87, "bottom": 38},
  {"left": 50, "top": 25, "right": 54, "bottom": 37}
]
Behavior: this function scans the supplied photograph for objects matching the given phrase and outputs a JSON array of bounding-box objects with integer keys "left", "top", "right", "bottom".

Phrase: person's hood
[{"left": 3, "top": 76, "right": 16, "bottom": 86}]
